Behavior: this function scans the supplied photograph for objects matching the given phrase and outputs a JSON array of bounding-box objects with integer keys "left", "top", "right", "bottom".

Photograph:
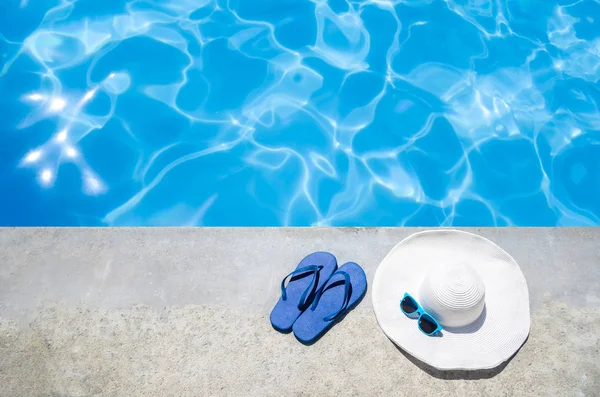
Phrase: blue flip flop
[
  {"left": 292, "top": 262, "right": 367, "bottom": 344},
  {"left": 270, "top": 252, "right": 337, "bottom": 333}
]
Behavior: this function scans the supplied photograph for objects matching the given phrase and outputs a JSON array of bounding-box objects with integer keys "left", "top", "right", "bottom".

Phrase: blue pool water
[{"left": 1, "top": 0, "right": 599, "bottom": 226}]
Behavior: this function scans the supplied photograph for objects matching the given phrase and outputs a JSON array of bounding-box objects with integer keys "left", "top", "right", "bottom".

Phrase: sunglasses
[{"left": 400, "top": 293, "right": 443, "bottom": 336}]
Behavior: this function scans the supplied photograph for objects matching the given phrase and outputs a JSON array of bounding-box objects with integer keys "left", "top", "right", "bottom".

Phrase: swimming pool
[{"left": 0, "top": 0, "right": 599, "bottom": 226}]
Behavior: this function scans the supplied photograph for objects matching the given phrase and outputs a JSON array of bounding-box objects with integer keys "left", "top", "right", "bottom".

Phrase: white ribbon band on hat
[{"left": 373, "top": 230, "right": 530, "bottom": 370}]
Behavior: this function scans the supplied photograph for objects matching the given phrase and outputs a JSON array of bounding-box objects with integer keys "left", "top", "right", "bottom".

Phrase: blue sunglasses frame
[{"left": 400, "top": 292, "right": 443, "bottom": 336}]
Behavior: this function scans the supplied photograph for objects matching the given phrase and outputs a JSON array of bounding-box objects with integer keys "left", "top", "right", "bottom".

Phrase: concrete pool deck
[{"left": 0, "top": 228, "right": 599, "bottom": 396}]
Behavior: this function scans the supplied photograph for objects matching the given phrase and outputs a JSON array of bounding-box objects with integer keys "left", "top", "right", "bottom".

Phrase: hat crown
[{"left": 419, "top": 263, "right": 486, "bottom": 328}]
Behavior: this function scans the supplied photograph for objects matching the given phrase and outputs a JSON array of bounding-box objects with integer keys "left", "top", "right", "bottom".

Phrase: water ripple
[{"left": 0, "top": 0, "right": 599, "bottom": 226}]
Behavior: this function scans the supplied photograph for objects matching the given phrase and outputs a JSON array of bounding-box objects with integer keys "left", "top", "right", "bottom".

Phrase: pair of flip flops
[{"left": 270, "top": 252, "right": 367, "bottom": 344}]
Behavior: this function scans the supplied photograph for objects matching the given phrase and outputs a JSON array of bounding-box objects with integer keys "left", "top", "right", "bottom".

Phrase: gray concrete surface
[{"left": 0, "top": 228, "right": 599, "bottom": 396}]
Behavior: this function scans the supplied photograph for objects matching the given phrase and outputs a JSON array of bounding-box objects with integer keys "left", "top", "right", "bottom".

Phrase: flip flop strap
[
  {"left": 311, "top": 271, "right": 351, "bottom": 322},
  {"left": 280, "top": 265, "right": 324, "bottom": 309}
]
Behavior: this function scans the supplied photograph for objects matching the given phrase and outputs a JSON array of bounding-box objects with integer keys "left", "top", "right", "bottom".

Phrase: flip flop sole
[
  {"left": 270, "top": 252, "right": 337, "bottom": 333},
  {"left": 292, "top": 262, "right": 367, "bottom": 344}
]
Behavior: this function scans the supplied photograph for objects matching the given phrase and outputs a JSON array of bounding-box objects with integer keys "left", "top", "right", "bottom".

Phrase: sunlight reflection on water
[{"left": 0, "top": 0, "right": 599, "bottom": 226}]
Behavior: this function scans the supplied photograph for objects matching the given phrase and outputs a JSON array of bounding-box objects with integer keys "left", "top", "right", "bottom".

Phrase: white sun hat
[{"left": 372, "top": 230, "right": 530, "bottom": 370}]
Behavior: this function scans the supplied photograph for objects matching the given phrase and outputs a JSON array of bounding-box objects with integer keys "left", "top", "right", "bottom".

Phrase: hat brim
[{"left": 372, "top": 230, "right": 530, "bottom": 370}]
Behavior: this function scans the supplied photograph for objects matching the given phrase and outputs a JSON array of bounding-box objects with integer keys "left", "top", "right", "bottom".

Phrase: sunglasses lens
[
  {"left": 419, "top": 314, "right": 438, "bottom": 335},
  {"left": 400, "top": 296, "right": 418, "bottom": 314}
]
